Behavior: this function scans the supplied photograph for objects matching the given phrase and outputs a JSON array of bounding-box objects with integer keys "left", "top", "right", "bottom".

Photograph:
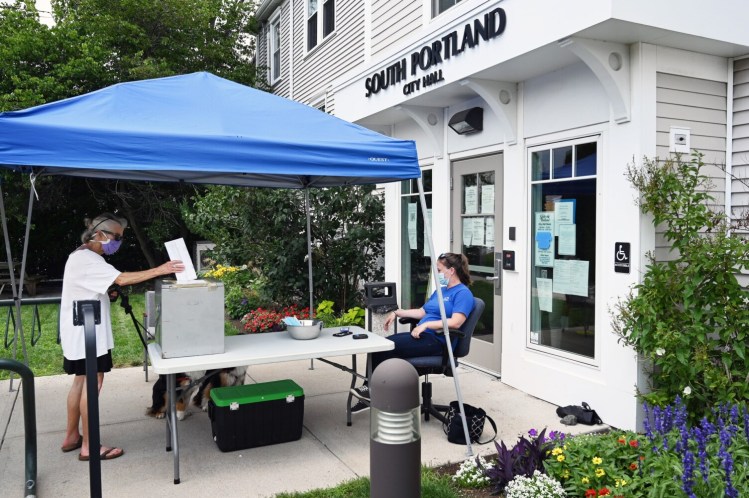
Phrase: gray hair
[{"left": 81, "top": 212, "right": 129, "bottom": 243}]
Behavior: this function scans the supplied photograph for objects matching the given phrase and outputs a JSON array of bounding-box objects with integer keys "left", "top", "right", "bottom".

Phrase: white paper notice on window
[
  {"left": 164, "top": 238, "right": 198, "bottom": 282},
  {"left": 557, "top": 224, "right": 576, "bottom": 256},
  {"left": 481, "top": 185, "right": 494, "bottom": 214},
  {"left": 423, "top": 209, "right": 433, "bottom": 257},
  {"left": 485, "top": 217, "right": 495, "bottom": 248},
  {"left": 552, "top": 259, "right": 589, "bottom": 297},
  {"left": 536, "top": 277, "right": 553, "bottom": 312},
  {"left": 472, "top": 218, "right": 485, "bottom": 247},
  {"left": 407, "top": 203, "right": 417, "bottom": 250},
  {"left": 462, "top": 219, "right": 473, "bottom": 246},
  {"left": 464, "top": 186, "right": 478, "bottom": 214}
]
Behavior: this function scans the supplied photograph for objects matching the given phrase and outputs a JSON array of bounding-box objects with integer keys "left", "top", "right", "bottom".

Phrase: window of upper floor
[
  {"left": 268, "top": 16, "right": 281, "bottom": 83},
  {"left": 307, "top": 0, "right": 335, "bottom": 51},
  {"left": 432, "top": 0, "right": 464, "bottom": 18}
]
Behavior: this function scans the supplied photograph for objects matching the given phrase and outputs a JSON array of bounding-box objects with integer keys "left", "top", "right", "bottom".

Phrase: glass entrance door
[{"left": 451, "top": 154, "right": 503, "bottom": 374}]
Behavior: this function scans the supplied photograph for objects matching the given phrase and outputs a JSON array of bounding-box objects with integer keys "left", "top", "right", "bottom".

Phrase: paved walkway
[{"left": 0, "top": 358, "right": 593, "bottom": 497}]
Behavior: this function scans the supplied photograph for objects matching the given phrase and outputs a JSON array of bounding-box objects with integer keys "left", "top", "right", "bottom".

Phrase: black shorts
[{"left": 63, "top": 350, "right": 113, "bottom": 376}]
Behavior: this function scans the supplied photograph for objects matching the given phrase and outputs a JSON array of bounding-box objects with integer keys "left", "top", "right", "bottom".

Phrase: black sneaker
[
  {"left": 351, "top": 400, "right": 370, "bottom": 414},
  {"left": 350, "top": 385, "right": 370, "bottom": 400}
]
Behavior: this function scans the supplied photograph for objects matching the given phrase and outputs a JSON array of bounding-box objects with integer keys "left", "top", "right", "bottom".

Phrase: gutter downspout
[
  {"left": 726, "top": 58, "right": 734, "bottom": 232},
  {"left": 289, "top": 0, "right": 295, "bottom": 99}
]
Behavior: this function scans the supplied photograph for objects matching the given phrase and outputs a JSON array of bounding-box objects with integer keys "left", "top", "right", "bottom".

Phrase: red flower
[
  {"left": 599, "top": 488, "right": 611, "bottom": 496},
  {"left": 629, "top": 440, "right": 639, "bottom": 448},
  {"left": 617, "top": 438, "right": 626, "bottom": 444},
  {"left": 585, "top": 490, "right": 598, "bottom": 497},
  {"left": 629, "top": 462, "right": 638, "bottom": 471}
]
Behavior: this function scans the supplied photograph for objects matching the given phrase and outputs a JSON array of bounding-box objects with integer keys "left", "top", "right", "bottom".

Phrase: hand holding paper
[{"left": 164, "top": 238, "right": 198, "bottom": 282}]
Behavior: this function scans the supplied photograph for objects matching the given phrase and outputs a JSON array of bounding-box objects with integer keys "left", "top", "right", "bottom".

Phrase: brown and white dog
[{"left": 146, "top": 367, "right": 247, "bottom": 420}]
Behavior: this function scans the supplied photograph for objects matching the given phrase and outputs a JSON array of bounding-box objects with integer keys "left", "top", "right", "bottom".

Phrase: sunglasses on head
[{"left": 100, "top": 229, "right": 123, "bottom": 242}]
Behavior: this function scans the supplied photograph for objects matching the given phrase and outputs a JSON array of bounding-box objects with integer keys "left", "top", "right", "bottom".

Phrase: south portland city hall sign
[{"left": 364, "top": 7, "right": 507, "bottom": 98}]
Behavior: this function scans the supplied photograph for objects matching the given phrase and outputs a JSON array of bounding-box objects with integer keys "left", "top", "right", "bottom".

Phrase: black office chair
[{"left": 399, "top": 297, "right": 485, "bottom": 423}]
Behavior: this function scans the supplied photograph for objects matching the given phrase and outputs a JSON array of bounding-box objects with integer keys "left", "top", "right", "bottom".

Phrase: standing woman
[
  {"left": 59, "top": 212, "right": 185, "bottom": 461},
  {"left": 350, "top": 252, "right": 475, "bottom": 412}
]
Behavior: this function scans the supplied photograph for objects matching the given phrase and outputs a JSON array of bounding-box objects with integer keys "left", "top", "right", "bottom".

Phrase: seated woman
[{"left": 350, "top": 252, "right": 474, "bottom": 413}]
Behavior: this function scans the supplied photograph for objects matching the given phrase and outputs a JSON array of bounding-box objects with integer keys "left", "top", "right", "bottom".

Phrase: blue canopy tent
[{"left": 0, "top": 72, "right": 475, "bottom": 458}]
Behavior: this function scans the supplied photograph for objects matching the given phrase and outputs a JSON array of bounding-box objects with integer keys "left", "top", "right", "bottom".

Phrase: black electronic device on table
[
  {"left": 352, "top": 333, "right": 368, "bottom": 340},
  {"left": 333, "top": 328, "right": 352, "bottom": 337}
]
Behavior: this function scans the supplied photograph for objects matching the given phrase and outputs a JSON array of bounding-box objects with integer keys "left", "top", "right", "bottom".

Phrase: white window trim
[
  {"left": 305, "top": 0, "right": 336, "bottom": 53},
  {"left": 526, "top": 133, "right": 603, "bottom": 367},
  {"left": 268, "top": 13, "right": 282, "bottom": 84}
]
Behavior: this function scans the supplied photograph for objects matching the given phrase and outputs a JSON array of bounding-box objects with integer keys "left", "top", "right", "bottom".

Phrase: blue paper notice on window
[{"left": 535, "top": 231, "right": 553, "bottom": 250}]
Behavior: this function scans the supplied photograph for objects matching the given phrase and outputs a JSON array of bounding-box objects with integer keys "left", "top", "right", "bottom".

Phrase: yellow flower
[
  {"left": 615, "top": 479, "right": 628, "bottom": 488},
  {"left": 592, "top": 457, "right": 603, "bottom": 465},
  {"left": 595, "top": 468, "right": 605, "bottom": 477},
  {"left": 557, "top": 455, "right": 565, "bottom": 462},
  {"left": 581, "top": 477, "right": 590, "bottom": 484},
  {"left": 552, "top": 447, "right": 564, "bottom": 456},
  {"left": 562, "top": 470, "right": 570, "bottom": 479}
]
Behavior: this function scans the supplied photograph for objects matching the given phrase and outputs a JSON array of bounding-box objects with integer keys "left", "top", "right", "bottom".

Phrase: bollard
[{"left": 370, "top": 358, "right": 421, "bottom": 498}]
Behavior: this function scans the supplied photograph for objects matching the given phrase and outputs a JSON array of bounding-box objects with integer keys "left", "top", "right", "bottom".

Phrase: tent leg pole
[
  {"left": 305, "top": 188, "right": 314, "bottom": 315},
  {"left": 0, "top": 180, "right": 33, "bottom": 391},
  {"left": 417, "top": 177, "right": 473, "bottom": 457}
]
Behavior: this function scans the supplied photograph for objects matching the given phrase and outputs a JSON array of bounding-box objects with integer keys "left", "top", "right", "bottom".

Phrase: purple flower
[
  {"left": 718, "top": 426, "right": 738, "bottom": 498},
  {"left": 528, "top": 428, "right": 538, "bottom": 438},
  {"left": 693, "top": 426, "right": 710, "bottom": 483},
  {"left": 681, "top": 447, "right": 696, "bottom": 498}
]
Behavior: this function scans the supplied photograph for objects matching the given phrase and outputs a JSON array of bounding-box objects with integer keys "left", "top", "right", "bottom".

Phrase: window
[
  {"left": 433, "top": 0, "right": 463, "bottom": 17},
  {"left": 307, "top": 0, "right": 335, "bottom": 51},
  {"left": 269, "top": 18, "right": 281, "bottom": 82},
  {"left": 529, "top": 138, "right": 598, "bottom": 359},
  {"left": 400, "top": 169, "right": 432, "bottom": 309}
]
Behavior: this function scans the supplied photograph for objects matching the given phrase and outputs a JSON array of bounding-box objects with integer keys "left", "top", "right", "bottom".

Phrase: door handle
[{"left": 485, "top": 276, "right": 500, "bottom": 281}]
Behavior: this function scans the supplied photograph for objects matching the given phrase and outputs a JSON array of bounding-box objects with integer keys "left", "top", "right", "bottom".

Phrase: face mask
[
  {"left": 100, "top": 237, "right": 122, "bottom": 255},
  {"left": 438, "top": 272, "right": 449, "bottom": 287}
]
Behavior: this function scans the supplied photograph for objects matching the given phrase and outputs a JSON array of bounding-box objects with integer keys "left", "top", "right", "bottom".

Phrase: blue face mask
[
  {"left": 100, "top": 237, "right": 122, "bottom": 255},
  {"left": 438, "top": 272, "right": 449, "bottom": 287}
]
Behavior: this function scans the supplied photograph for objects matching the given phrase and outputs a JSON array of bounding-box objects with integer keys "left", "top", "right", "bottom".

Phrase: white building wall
[{"left": 259, "top": 0, "right": 749, "bottom": 431}]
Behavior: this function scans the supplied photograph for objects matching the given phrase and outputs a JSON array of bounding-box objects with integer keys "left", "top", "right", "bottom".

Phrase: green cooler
[{"left": 208, "top": 379, "right": 305, "bottom": 452}]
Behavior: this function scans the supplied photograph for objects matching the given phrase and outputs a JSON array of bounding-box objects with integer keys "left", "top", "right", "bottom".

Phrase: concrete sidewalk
[{"left": 0, "top": 358, "right": 592, "bottom": 497}]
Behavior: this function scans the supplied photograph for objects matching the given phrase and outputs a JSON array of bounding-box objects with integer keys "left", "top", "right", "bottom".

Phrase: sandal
[
  {"left": 61, "top": 436, "right": 83, "bottom": 453},
  {"left": 78, "top": 446, "right": 124, "bottom": 461}
]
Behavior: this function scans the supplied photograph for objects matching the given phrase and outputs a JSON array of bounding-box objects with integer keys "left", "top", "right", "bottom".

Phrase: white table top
[{"left": 147, "top": 327, "right": 394, "bottom": 374}]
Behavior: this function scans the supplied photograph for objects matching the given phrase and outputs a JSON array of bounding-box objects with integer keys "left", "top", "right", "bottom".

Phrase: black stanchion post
[
  {"left": 0, "top": 358, "right": 37, "bottom": 497},
  {"left": 74, "top": 300, "right": 102, "bottom": 498},
  {"left": 370, "top": 358, "right": 421, "bottom": 498}
]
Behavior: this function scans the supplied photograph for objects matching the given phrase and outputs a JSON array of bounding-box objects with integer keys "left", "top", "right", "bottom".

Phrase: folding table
[{"left": 147, "top": 326, "right": 394, "bottom": 484}]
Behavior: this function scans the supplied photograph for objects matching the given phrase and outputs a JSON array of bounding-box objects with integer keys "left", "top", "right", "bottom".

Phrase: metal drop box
[
  {"left": 155, "top": 279, "right": 225, "bottom": 358},
  {"left": 208, "top": 379, "right": 305, "bottom": 452}
]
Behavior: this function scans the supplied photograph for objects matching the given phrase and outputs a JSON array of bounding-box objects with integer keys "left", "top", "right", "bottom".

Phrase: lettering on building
[{"left": 364, "top": 7, "right": 507, "bottom": 98}]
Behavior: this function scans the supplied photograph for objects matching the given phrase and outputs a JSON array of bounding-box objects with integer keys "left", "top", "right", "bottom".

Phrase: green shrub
[
  {"left": 613, "top": 153, "right": 749, "bottom": 420},
  {"left": 315, "top": 299, "right": 365, "bottom": 327}
]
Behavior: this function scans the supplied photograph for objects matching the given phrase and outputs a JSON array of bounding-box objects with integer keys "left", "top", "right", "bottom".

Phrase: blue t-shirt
[{"left": 419, "top": 283, "right": 475, "bottom": 343}]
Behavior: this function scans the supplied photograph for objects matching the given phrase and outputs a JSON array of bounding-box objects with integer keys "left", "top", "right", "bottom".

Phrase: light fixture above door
[{"left": 448, "top": 107, "right": 483, "bottom": 135}]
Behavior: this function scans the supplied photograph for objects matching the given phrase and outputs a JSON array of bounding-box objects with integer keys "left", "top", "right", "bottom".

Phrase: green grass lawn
[{"left": 0, "top": 293, "right": 240, "bottom": 380}]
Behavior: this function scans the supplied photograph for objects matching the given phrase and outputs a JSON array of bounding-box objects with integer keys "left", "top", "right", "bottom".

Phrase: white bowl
[{"left": 287, "top": 319, "right": 323, "bottom": 340}]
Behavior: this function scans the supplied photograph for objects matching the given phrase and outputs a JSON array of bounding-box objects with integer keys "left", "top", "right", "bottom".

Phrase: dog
[
  {"left": 146, "top": 367, "right": 246, "bottom": 420},
  {"left": 191, "top": 367, "right": 247, "bottom": 412}
]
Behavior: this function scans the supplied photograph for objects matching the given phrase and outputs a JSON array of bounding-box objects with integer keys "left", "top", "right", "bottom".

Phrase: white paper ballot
[{"left": 164, "top": 238, "right": 198, "bottom": 282}]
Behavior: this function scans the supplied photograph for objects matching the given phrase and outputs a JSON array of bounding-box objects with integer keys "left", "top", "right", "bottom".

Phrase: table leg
[
  {"left": 346, "top": 354, "right": 357, "bottom": 426},
  {"left": 166, "top": 373, "right": 181, "bottom": 484}
]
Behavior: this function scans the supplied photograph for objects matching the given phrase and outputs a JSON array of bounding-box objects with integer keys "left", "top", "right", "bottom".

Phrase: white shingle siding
[
  {"left": 371, "top": 0, "right": 422, "bottom": 57},
  {"left": 288, "top": 0, "right": 365, "bottom": 104},
  {"left": 654, "top": 72, "right": 728, "bottom": 262}
]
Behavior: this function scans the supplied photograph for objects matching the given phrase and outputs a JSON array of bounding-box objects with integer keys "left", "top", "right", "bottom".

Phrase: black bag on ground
[
  {"left": 442, "top": 401, "right": 497, "bottom": 445},
  {"left": 556, "top": 402, "right": 603, "bottom": 425}
]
